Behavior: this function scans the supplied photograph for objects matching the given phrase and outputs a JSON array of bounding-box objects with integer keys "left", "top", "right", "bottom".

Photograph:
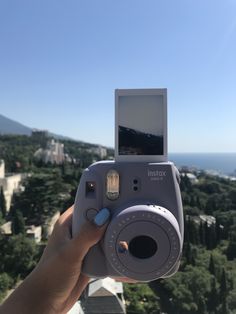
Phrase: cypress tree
[
  {"left": 209, "top": 254, "right": 216, "bottom": 276},
  {"left": 184, "top": 215, "right": 190, "bottom": 243},
  {"left": 12, "top": 209, "right": 25, "bottom": 234},
  {"left": 215, "top": 217, "right": 222, "bottom": 243},
  {"left": 226, "top": 238, "right": 236, "bottom": 260},
  {"left": 190, "top": 195, "right": 195, "bottom": 207},
  {"left": 0, "top": 187, "right": 7, "bottom": 218},
  {"left": 219, "top": 267, "right": 228, "bottom": 313},
  {"left": 220, "top": 268, "right": 227, "bottom": 298},
  {"left": 207, "top": 277, "right": 218, "bottom": 314},
  {"left": 188, "top": 218, "right": 200, "bottom": 244},
  {"left": 184, "top": 241, "right": 192, "bottom": 264},
  {"left": 198, "top": 295, "right": 207, "bottom": 314},
  {"left": 199, "top": 220, "right": 206, "bottom": 246},
  {"left": 219, "top": 299, "right": 229, "bottom": 314},
  {"left": 205, "top": 223, "right": 217, "bottom": 250},
  {"left": 204, "top": 221, "right": 209, "bottom": 248},
  {"left": 196, "top": 195, "right": 201, "bottom": 209}
]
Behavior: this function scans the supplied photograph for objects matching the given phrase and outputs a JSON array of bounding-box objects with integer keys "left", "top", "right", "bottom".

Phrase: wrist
[{"left": 0, "top": 270, "right": 58, "bottom": 314}]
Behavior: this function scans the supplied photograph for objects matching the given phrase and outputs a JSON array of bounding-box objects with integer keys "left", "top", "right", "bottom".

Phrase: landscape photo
[
  {"left": 119, "top": 125, "right": 163, "bottom": 155},
  {"left": 118, "top": 95, "right": 165, "bottom": 155}
]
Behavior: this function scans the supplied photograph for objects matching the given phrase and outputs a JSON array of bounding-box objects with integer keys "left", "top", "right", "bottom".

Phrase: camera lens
[{"left": 129, "top": 235, "right": 157, "bottom": 259}]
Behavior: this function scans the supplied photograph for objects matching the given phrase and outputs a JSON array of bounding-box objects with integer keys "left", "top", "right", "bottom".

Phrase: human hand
[{"left": 0, "top": 206, "right": 110, "bottom": 314}]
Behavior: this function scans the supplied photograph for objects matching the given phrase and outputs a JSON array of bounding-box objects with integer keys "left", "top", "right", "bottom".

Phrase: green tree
[
  {"left": 205, "top": 223, "right": 217, "bottom": 250},
  {"left": 150, "top": 266, "right": 212, "bottom": 314},
  {"left": 11, "top": 173, "right": 66, "bottom": 225},
  {"left": 199, "top": 221, "right": 206, "bottom": 246},
  {"left": 226, "top": 229, "right": 236, "bottom": 260},
  {"left": 184, "top": 242, "right": 196, "bottom": 266},
  {"left": 185, "top": 217, "right": 200, "bottom": 245},
  {"left": 220, "top": 268, "right": 227, "bottom": 301},
  {"left": 0, "top": 234, "right": 38, "bottom": 278},
  {"left": 208, "top": 254, "right": 216, "bottom": 276},
  {"left": 180, "top": 174, "right": 193, "bottom": 192},
  {"left": 11, "top": 209, "right": 25, "bottom": 234},
  {"left": 0, "top": 272, "right": 13, "bottom": 302},
  {"left": 0, "top": 187, "right": 6, "bottom": 218},
  {"left": 124, "top": 283, "right": 160, "bottom": 314},
  {"left": 207, "top": 277, "right": 218, "bottom": 314},
  {"left": 215, "top": 217, "right": 222, "bottom": 243},
  {"left": 197, "top": 295, "right": 207, "bottom": 314}
]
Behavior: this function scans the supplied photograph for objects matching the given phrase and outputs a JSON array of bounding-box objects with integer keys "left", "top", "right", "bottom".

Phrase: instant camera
[{"left": 72, "top": 89, "right": 183, "bottom": 282}]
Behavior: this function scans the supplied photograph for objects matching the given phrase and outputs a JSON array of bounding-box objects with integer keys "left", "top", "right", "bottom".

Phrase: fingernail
[{"left": 94, "top": 208, "right": 110, "bottom": 226}]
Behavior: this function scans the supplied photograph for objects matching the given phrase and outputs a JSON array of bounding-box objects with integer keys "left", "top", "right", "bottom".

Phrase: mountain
[
  {"left": 0, "top": 114, "right": 32, "bottom": 135},
  {"left": 119, "top": 125, "right": 163, "bottom": 155},
  {"left": 0, "top": 114, "right": 74, "bottom": 141},
  {"left": 0, "top": 114, "right": 112, "bottom": 148}
]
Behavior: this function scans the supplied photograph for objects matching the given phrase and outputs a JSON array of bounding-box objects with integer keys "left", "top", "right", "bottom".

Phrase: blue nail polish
[{"left": 94, "top": 208, "right": 110, "bottom": 226}]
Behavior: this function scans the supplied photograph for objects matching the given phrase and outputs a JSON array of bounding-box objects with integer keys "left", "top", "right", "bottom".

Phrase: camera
[{"left": 72, "top": 89, "right": 183, "bottom": 282}]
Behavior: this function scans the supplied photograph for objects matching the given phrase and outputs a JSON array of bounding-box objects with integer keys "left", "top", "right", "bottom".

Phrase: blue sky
[{"left": 0, "top": 0, "right": 236, "bottom": 152}]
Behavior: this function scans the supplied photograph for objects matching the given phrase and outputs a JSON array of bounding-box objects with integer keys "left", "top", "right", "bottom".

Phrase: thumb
[{"left": 71, "top": 208, "right": 110, "bottom": 258}]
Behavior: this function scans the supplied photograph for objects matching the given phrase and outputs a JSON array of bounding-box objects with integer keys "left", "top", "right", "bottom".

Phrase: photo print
[{"left": 118, "top": 95, "right": 164, "bottom": 155}]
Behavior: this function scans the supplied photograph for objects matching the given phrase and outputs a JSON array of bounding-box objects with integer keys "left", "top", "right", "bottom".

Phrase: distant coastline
[{"left": 169, "top": 153, "right": 236, "bottom": 176}]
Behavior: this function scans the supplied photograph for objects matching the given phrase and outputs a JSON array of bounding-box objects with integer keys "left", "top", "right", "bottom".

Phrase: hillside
[
  {"left": 0, "top": 114, "right": 76, "bottom": 142},
  {"left": 0, "top": 134, "right": 236, "bottom": 313},
  {"left": 0, "top": 114, "right": 32, "bottom": 136},
  {"left": 119, "top": 125, "right": 163, "bottom": 155}
]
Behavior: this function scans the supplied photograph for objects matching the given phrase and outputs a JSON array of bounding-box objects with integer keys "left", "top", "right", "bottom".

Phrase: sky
[
  {"left": 0, "top": 0, "right": 236, "bottom": 153},
  {"left": 119, "top": 95, "right": 164, "bottom": 136}
]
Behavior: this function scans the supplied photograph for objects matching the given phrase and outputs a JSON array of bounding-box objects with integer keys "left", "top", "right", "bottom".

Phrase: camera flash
[{"left": 106, "top": 169, "right": 120, "bottom": 200}]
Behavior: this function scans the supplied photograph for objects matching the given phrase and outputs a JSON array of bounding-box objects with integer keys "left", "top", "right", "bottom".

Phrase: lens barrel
[{"left": 104, "top": 204, "right": 181, "bottom": 282}]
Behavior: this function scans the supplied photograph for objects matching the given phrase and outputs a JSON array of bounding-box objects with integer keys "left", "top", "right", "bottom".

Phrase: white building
[
  {"left": 0, "top": 160, "right": 22, "bottom": 212},
  {"left": 199, "top": 214, "right": 216, "bottom": 226},
  {"left": 44, "top": 211, "right": 61, "bottom": 238},
  {"left": 181, "top": 172, "right": 199, "bottom": 184},
  {"left": 67, "top": 302, "right": 84, "bottom": 314},
  {"left": 88, "top": 146, "right": 107, "bottom": 159},
  {"left": 0, "top": 221, "right": 12, "bottom": 235},
  {"left": 0, "top": 159, "right": 4, "bottom": 178},
  {"left": 26, "top": 225, "right": 42, "bottom": 243},
  {"left": 0, "top": 221, "right": 42, "bottom": 243},
  {"left": 187, "top": 214, "right": 217, "bottom": 227},
  {"left": 34, "top": 139, "right": 66, "bottom": 164},
  {"left": 82, "top": 278, "right": 126, "bottom": 314}
]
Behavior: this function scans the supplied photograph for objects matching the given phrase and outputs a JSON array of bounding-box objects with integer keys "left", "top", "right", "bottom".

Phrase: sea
[{"left": 169, "top": 153, "right": 236, "bottom": 177}]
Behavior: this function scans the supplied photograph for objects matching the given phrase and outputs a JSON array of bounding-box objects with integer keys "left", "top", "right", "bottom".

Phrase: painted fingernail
[{"left": 94, "top": 208, "right": 110, "bottom": 226}]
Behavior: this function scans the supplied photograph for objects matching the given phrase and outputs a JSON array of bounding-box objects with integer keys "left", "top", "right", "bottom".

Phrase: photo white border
[{"left": 115, "top": 88, "right": 168, "bottom": 162}]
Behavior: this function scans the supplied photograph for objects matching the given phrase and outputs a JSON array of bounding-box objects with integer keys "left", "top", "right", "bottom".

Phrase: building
[
  {"left": 199, "top": 215, "right": 216, "bottom": 226},
  {"left": 88, "top": 146, "right": 107, "bottom": 159},
  {"left": 44, "top": 211, "right": 61, "bottom": 238},
  {"left": 31, "top": 129, "right": 49, "bottom": 148},
  {"left": 81, "top": 278, "right": 126, "bottom": 314},
  {"left": 0, "top": 221, "right": 12, "bottom": 235},
  {"left": 187, "top": 214, "right": 217, "bottom": 227},
  {"left": 181, "top": 172, "right": 199, "bottom": 184},
  {"left": 32, "top": 129, "right": 49, "bottom": 138},
  {"left": 26, "top": 225, "right": 42, "bottom": 243},
  {"left": 0, "top": 221, "right": 42, "bottom": 243},
  {"left": 68, "top": 302, "right": 84, "bottom": 314},
  {"left": 0, "top": 160, "right": 23, "bottom": 212},
  {"left": 34, "top": 139, "right": 66, "bottom": 164}
]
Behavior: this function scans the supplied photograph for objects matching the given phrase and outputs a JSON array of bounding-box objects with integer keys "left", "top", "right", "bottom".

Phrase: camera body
[
  {"left": 72, "top": 89, "right": 184, "bottom": 282},
  {"left": 73, "top": 160, "right": 183, "bottom": 282}
]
